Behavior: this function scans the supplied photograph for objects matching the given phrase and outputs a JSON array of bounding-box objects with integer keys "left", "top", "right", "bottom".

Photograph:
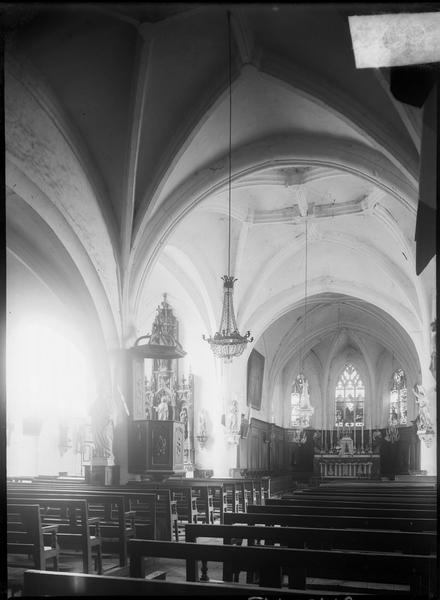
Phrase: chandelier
[{"left": 203, "top": 12, "right": 253, "bottom": 362}]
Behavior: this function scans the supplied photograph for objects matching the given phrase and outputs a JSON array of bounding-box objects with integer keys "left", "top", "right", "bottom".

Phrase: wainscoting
[{"left": 236, "top": 419, "right": 420, "bottom": 479}]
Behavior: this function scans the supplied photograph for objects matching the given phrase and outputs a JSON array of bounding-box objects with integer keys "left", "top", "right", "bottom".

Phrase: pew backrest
[
  {"left": 128, "top": 538, "right": 435, "bottom": 594},
  {"left": 23, "top": 569, "right": 365, "bottom": 597},
  {"left": 224, "top": 510, "right": 436, "bottom": 532},
  {"left": 185, "top": 522, "right": 437, "bottom": 554}
]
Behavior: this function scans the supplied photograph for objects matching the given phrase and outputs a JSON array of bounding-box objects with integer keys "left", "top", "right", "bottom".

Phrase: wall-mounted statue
[
  {"left": 90, "top": 382, "right": 115, "bottom": 465},
  {"left": 413, "top": 383, "right": 434, "bottom": 433},
  {"left": 430, "top": 320, "right": 436, "bottom": 379}
]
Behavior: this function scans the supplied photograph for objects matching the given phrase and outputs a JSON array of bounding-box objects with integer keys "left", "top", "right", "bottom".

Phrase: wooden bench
[
  {"left": 185, "top": 522, "right": 437, "bottom": 555},
  {"left": 22, "top": 569, "right": 362, "bottom": 598},
  {"left": 225, "top": 511, "right": 436, "bottom": 532},
  {"left": 8, "top": 504, "right": 59, "bottom": 570},
  {"left": 307, "top": 483, "right": 436, "bottom": 495},
  {"left": 128, "top": 479, "right": 220, "bottom": 524},
  {"left": 8, "top": 486, "right": 158, "bottom": 533},
  {"left": 128, "top": 538, "right": 434, "bottom": 596},
  {"left": 275, "top": 495, "right": 437, "bottom": 509},
  {"left": 8, "top": 490, "right": 137, "bottom": 566},
  {"left": 8, "top": 497, "right": 102, "bottom": 574},
  {"left": 255, "top": 503, "right": 437, "bottom": 519}
]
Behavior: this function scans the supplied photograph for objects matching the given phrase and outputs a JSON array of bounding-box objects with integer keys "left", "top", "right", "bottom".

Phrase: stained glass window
[
  {"left": 335, "top": 363, "right": 364, "bottom": 427},
  {"left": 389, "top": 368, "right": 407, "bottom": 425}
]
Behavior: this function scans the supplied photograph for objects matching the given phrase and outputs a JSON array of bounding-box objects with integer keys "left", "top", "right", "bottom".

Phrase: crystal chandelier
[{"left": 203, "top": 12, "right": 253, "bottom": 362}]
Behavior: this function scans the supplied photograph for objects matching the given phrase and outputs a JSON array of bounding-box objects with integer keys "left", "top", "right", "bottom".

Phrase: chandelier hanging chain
[
  {"left": 202, "top": 10, "right": 253, "bottom": 361},
  {"left": 227, "top": 10, "right": 232, "bottom": 279},
  {"left": 299, "top": 212, "right": 308, "bottom": 372},
  {"left": 303, "top": 215, "right": 308, "bottom": 370}
]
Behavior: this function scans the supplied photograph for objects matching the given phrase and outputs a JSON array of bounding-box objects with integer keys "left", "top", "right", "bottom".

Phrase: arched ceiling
[{"left": 5, "top": 3, "right": 433, "bottom": 374}]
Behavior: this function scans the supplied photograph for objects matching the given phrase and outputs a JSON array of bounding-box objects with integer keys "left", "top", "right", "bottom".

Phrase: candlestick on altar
[{"left": 361, "top": 424, "right": 364, "bottom": 450}]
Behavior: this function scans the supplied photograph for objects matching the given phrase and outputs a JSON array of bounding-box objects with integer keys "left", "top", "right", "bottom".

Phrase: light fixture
[{"left": 203, "top": 12, "right": 253, "bottom": 362}]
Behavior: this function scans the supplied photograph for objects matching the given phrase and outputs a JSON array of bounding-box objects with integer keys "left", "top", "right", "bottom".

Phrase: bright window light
[
  {"left": 348, "top": 13, "right": 440, "bottom": 68},
  {"left": 7, "top": 319, "right": 94, "bottom": 424}
]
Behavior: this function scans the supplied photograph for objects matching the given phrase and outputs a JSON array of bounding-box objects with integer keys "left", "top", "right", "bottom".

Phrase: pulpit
[{"left": 128, "top": 419, "right": 185, "bottom": 477}]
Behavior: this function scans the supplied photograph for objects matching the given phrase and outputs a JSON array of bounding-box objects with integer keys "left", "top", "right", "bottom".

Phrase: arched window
[
  {"left": 335, "top": 363, "right": 364, "bottom": 427},
  {"left": 290, "top": 374, "right": 313, "bottom": 427},
  {"left": 389, "top": 368, "right": 407, "bottom": 425}
]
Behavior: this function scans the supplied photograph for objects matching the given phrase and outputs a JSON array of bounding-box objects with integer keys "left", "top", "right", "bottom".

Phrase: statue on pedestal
[
  {"left": 90, "top": 382, "right": 115, "bottom": 466},
  {"left": 413, "top": 384, "right": 434, "bottom": 433}
]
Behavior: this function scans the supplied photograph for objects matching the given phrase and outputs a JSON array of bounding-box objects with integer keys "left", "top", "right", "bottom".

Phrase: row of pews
[
  {"left": 6, "top": 474, "right": 270, "bottom": 589},
  {"left": 8, "top": 478, "right": 437, "bottom": 598}
]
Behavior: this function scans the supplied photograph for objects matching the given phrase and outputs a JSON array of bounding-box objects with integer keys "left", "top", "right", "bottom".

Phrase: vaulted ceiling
[{"left": 5, "top": 3, "right": 434, "bottom": 384}]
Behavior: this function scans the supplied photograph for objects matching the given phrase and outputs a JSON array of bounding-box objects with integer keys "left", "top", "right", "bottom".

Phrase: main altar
[
  {"left": 313, "top": 453, "right": 380, "bottom": 479},
  {"left": 313, "top": 435, "right": 380, "bottom": 479}
]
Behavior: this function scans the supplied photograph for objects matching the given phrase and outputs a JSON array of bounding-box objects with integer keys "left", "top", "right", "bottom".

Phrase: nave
[
  {"left": 4, "top": 2, "right": 438, "bottom": 598},
  {"left": 7, "top": 476, "right": 438, "bottom": 598}
]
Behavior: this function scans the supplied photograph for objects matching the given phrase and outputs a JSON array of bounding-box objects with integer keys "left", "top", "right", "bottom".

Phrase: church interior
[{"left": 5, "top": 3, "right": 438, "bottom": 598}]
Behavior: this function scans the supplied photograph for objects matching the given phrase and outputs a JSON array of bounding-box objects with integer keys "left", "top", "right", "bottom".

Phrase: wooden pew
[
  {"left": 224, "top": 511, "right": 436, "bottom": 533},
  {"left": 7, "top": 483, "right": 173, "bottom": 542},
  {"left": 252, "top": 503, "right": 437, "bottom": 519},
  {"left": 7, "top": 504, "right": 59, "bottom": 570},
  {"left": 8, "top": 487, "right": 157, "bottom": 534},
  {"left": 306, "top": 483, "right": 436, "bottom": 495},
  {"left": 128, "top": 479, "right": 222, "bottom": 524},
  {"left": 273, "top": 496, "right": 437, "bottom": 509},
  {"left": 22, "top": 569, "right": 364, "bottom": 598},
  {"left": 128, "top": 538, "right": 434, "bottom": 596},
  {"left": 8, "top": 490, "right": 137, "bottom": 566},
  {"left": 185, "top": 522, "right": 437, "bottom": 555},
  {"left": 7, "top": 497, "right": 102, "bottom": 574}
]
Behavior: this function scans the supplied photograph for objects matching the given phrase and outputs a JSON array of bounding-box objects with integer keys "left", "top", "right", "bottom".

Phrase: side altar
[{"left": 313, "top": 435, "right": 380, "bottom": 479}]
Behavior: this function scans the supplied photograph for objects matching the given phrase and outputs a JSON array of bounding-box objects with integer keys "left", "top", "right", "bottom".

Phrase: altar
[{"left": 313, "top": 453, "right": 380, "bottom": 479}]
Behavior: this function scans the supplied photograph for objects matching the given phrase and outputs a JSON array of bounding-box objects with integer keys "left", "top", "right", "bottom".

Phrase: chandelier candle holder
[{"left": 203, "top": 13, "right": 253, "bottom": 362}]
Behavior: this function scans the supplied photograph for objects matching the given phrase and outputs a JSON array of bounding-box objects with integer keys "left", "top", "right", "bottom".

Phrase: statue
[
  {"left": 227, "top": 399, "right": 240, "bottom": 435},
  {"left": 299, "top": 378, "right": 312, "bottom": 409},
  {"left": 180, "top": 406, "right": 188, "bottom": 439},
  {"left": 157, "top": 398, "right": 169, "bottom": 420},
  {"left": 90, "top": 383, "right": 115, "bottom": 464},
  {"left": 372, "top": 430, "right": 382, "bottom": 452},
  {"left": 413, "top": 384, "right": 434, "bottom": 433},
  {"left": 430, "top": 320, "right": 436, "bottom": 379},
  {"left": 197, "top": 410, "right": 208, "bottom": 448},
  {"left": 384, "top": 424, "right": 399, "bottom": 443},
  {"left": 313, "top": 431, "right": 322, "bottom": 453}
]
